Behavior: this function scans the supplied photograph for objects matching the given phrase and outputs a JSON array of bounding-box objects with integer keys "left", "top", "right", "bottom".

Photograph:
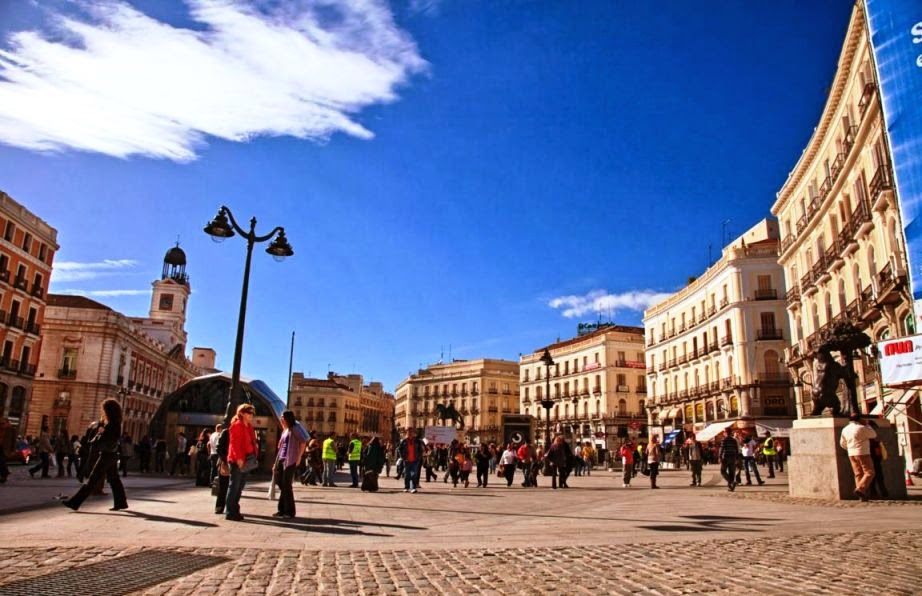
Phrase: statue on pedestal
[{"left": 810, "top": 321, "right": 870, "bottom": 417}]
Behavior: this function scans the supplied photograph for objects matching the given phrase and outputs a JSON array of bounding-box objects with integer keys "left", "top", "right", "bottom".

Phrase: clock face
[{"left": 159, "top": 293, "right": 174, "bottom": 311}]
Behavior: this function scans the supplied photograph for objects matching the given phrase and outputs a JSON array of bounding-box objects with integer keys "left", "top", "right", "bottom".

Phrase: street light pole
[
  {"left": 204, "top": 206, "right": 293, "bottom": 426},
  {"left": 539, "top": 348, "right": 555, "bottom": 447}
]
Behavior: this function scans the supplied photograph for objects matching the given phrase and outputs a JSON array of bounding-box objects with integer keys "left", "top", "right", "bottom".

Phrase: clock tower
[{"left": 145, "top": 243, "right": 191, "bottom": 350}]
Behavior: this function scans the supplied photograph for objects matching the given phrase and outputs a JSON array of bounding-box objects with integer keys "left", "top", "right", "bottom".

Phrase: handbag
[
  {"left": 268, "top": 466, "right": 277, "bottom": 500},
  {"left": 242, "top": 454, "right": 259, "bottom": 473}
]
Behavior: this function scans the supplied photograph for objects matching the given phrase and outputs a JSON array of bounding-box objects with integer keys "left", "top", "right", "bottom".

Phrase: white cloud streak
[
  {"left": 51, "top": 259, "right": 139, "bottom": 282},
  {"left": 548, "top": 289, "right": 672, "bottom": 319},
  {"left": 0, "top": 0, "right": 426, "bottom": 161},
  {"left": 58, "top": 288, "right": 151, "bottom": 297}
]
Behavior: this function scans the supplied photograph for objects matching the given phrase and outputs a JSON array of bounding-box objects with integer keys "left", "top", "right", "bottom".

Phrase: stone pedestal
[{"left": 788, "top": 417, "right": 907, "bottom": 500}]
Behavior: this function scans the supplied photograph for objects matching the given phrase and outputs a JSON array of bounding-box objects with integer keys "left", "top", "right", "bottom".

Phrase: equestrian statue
[{"left": 434, "top": 403, "right": 465, "bottom": 430}]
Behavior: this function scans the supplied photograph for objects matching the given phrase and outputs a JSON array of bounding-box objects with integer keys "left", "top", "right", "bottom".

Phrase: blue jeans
[
  {"left": 349, "top": 461, "right": 359, "bottom": 486},
  {"left": 225, "top": 463, "right": 247, "bottom": 517},
  {"left": 743, "top": 457, "right": 763, "bottom": 484},
  {"left": 323, "top": 460, "right": 337, "bottom": 485},
  {"left": 404, "top": 460, "right": 421, "bottom": 490}
]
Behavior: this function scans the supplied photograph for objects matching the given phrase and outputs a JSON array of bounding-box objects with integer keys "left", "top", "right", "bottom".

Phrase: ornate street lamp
[
  {"left": 539, "top": 348, "right": 555, "bottom": 448},
  {"left": 204, "top": 206, "right": 293, "bottom": 425}
]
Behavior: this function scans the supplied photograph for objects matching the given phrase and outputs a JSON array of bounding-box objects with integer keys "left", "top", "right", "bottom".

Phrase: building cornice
[{"left": 771, "top": 4, "right": 864, "bottom": 216}]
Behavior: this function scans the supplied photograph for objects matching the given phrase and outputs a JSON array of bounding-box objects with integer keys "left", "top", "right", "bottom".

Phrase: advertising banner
[
  {"left": 864, "top": 1, "right": 922, "bottom": 320},
  {"left": 878, "top": 334, "right": 922, "bottom": 386},
  {"left": 424, "top": 425, "right": 457, "bottom": 445}
]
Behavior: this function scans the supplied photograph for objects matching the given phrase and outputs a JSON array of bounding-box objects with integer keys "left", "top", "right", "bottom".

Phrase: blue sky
[{"left": 0, "top": 0, "right": 853, "bottom": 394}]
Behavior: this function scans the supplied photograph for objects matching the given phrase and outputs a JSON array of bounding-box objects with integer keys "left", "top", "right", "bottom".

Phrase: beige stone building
[
  {"left": 644, "top": 219, "right": 794, "bottom": 440},
  {"left": 289, "top": 372, "right": 394, "bottom": 440},
  {"left": 770, "top": 4, "right": 919, "bottom": 463},
  {"left": 394, "top": 359, "right": 519, "bottom": 445},
  {"left": 519, "top": 324, "right": 646, "bottom": 450},
  {"left": 0, "top": 191, "right": 58, "bottom": 437},
  {"left": 29, "top": 246, "right": 204, "bottom": 439}
]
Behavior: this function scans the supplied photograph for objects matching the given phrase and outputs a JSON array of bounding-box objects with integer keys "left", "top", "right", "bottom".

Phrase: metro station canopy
[{"left": 150, "top": 371, "right": 286, "bottom": 433}]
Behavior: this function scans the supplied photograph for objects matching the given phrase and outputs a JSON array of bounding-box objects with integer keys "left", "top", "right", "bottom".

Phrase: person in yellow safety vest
[
  {"left": 321, "top": 432, "right": 337, "bottom": 487},
  {"left": 762, "top": 431, "right": 777, "bottom": 479},
  {"left": 348, "top": 433, "right": 362, "bottom": 488}
]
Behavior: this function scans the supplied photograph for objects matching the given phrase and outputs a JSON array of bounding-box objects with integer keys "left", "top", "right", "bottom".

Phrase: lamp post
[
  {"left": 204, "top": 206, "right": 294, "bottom": 425},
  {"left": 539, "top": 348, "right": 555, "bottom": 448}
]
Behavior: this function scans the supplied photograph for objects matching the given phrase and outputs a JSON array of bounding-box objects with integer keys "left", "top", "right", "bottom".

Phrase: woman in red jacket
[{"left": 225, "top": 403, "right": 258, "bottom": 521}]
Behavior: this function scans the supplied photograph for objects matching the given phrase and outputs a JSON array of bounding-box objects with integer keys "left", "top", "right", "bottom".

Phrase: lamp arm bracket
[
  {"left": 220, "top": 205, "right": 250, "bottom": 238},
  {"left": 253, "top": 226, "right": 284, "bottom": 244}
]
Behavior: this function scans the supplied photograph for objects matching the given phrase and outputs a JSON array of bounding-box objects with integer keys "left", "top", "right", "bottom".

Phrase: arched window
[
  {"left": 867, "top": 246, "right": 877, "bottom": 290},
  {"left": 730, "top": 397, "right": 740, "bottom": 417},
  {"left": 717, "top": 400, "right": 726, "bottom": 419},
  {"left": 595, "top": 399, "right": 600, "bottom": 414},
  {"left": 763, "top": 350, "right": 780, "bottom": 376},
  {"left": 795, "top": 314, "right": 803, "bottom": 341},
  {"left": 837, "top": 279, "right": 847, "bottom": 313},
  {"left": 811, "top": 303, "right": 820, "bottom": 334},
  {"left": 705, "top": 402, "right": 715, "bottom": 420},
  {"left": 8, "top": 386, "right": 26, "bottom": 419},
  {"left": 618, "top": 399, "right": 627, "bottom": 416},
  {"left": 824, "top": 292, "right": 833, "bottom": 324}
]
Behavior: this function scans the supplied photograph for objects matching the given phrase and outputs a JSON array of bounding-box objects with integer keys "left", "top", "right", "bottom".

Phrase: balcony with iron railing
[
  {"left": 757, "top": 372, "right": 791, "bottom": 385},
  {"left": 636, "top": 385, "right": 647, "bottom": 394},
  {"left": 756, "top": 328, "right": 783, "bottom": 341},
  {"left": 719, "top": 335, "right": 733, "bottom": 347},
  {"left": 844, "top": 124, "right": 859, "bottom": 152},
  {"left": 6, "top": 314, "right": 23, "bottom": 329},
  {"left": 646, "top": 366, "right": 655, "bottom": 375},
  {"left": 58, "top": 368, "right": 77, "bottom": 379},
  {"left": 25, "top": 321, "right": 40, "bottom": 335},
  {"left": 12, "top": 277, "right": 27, "bottom": 291},
  {"left": 869, "top": 164, "right": 894, "bottom": 209},
  {"left": 858, "top": 81, "right": 877, "bottom": 117},
  {"left": 786, "top": 285, "right": 801, "bottom": 306},
  {"left": 30, "top": 282, "right": 44, "bottom": 298},
  {"left": 754, "top": 288, "right": 778, "bottom": 301}
]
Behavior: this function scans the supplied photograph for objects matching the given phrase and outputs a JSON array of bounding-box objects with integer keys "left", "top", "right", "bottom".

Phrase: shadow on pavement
[
  {"left": 76, "top": 509, "right": 219, "bottom": 528},
  {"left": 242, "top": 514, "right": 410, "bottom": 536},
  {"left": 637, "top": 514, "right": 777, "bottom": 533}
]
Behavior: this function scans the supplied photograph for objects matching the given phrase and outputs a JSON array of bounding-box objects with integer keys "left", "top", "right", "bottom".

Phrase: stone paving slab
[
  {"left": 0, "top": 530, "right": 919, "bottom": 595},
  {"left": 1, "top": 466, "right": 921, "bottom": 593}
]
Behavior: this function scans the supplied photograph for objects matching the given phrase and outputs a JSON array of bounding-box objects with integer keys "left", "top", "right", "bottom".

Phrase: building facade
[
  {"left": 29, "top": 246, "right": 203, "bottom": 439},
  {"left": 0, "top": 191, "right": 58, "bottom": 436},
  {"left": 770, "top": 4, "right": 919, "bottom": 464},
  {"left": 519, "top": 324, "right": 646, "bottom": 451},
  {"left": 394, "top": 359, "right": 519, "bottom": 445},
  {"left": 644, "top": 219, "right": 794, "bottom": 438},
  {"left": 289, "top": 372, "right": 394, "bottom": 439}
]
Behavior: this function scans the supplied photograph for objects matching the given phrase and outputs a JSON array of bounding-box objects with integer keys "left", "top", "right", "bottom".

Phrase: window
[
  {"left": 21, "top": 232, "right": 31, "bottom": 253},
  {"left": 524, "top": 387, "right": 530, "bottom": 400},
  {"left": 38, "top": 243, "right": 47, "bottom": 262},
  {"left": 3, "top": 221, "right": 13, "bottom": 242},
  {"left": 523, "top": 370, "right": 529, "bottom": 382}
]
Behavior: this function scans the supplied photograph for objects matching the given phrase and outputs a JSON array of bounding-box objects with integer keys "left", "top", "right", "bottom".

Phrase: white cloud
[
  {"left": 58, "top": 288, "right": 151, "bottom": 297},
  {"left": 51, "top": 259, "right": 139, "bottom": 282},
  {"left": 548, "top": 289, "right": 672, "bottom": 319},
  {"left": 0, "top": 0, "right": 426, "bottom": 161}
]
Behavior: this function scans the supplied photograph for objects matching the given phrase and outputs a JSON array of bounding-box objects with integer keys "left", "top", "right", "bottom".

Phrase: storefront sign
[
  {"left": 878, "top": 334, "right": 922, "bottom": 386},
  {"left": 424, "top": 425, "right": 457, "bottom": 445}
]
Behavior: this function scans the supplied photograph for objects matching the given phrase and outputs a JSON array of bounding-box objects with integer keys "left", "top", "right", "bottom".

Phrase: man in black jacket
[{"left": 718, "top": 432, "right": 740, "bottom": 492}]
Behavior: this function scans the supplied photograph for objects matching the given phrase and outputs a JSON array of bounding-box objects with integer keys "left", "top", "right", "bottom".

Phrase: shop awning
[
  {"left": 692, "top": 420, "right": 734, "bottom": 442},
  {"left": 754, "top": 419, "right": 794, "bottom": 438}
]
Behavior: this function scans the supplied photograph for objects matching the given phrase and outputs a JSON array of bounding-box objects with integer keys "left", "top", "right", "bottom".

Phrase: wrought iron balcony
[
  {"left": 756, "top": 328, "right": 783, "bottom": 341},
  {"left": 754, "top": 288, "right": 778, "bottom": 300}
]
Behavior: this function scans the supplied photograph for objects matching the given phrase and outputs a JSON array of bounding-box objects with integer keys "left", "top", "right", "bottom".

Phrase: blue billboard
[{"left": 864, "top": 1, "right": 922, "bottom": 316}]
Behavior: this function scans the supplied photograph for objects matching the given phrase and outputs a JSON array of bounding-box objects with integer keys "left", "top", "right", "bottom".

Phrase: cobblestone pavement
[
  {"left": 0, "top": 530, "right": 919, "bottom": 595},
  {"left": 2, "top": 466, "right": 921, "bottom": 594}
]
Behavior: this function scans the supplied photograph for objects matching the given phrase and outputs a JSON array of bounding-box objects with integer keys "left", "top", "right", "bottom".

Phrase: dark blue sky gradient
[{"left": 0, "top": 1, "right": 853, "bottom": 392}]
